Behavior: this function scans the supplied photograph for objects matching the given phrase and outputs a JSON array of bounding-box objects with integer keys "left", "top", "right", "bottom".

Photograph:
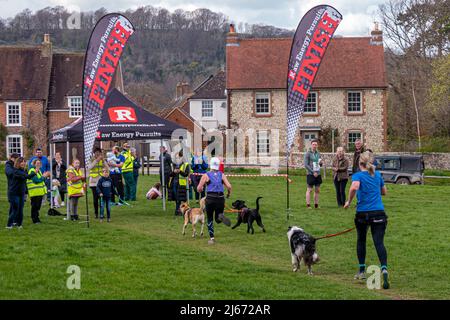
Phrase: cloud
[{"left": 1, "top": 0, "right": 385, "bottom": 35}]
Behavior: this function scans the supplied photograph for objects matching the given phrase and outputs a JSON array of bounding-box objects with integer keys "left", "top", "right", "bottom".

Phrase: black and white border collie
[{"left": 287, "top": 226, "right": 320, "bottom": 275}]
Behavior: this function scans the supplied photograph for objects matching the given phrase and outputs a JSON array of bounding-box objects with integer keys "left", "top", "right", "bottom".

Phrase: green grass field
[{"left": 0, "top": 168, "right": 449, "bottom": 300}]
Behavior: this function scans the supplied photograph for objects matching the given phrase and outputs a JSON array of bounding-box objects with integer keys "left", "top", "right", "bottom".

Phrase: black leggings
[
  {"left": 111, "top": 174, "right": 124, "bottom": 203},
  {"left": 192, "top": 174, "right": 205, "bottom": 200},
  {"left": 90, "top": 187, "right": 100, "bottom": 217},
  {"left": 355, "top": 212, "right": 388, "bottom": 269},
  {"left": 205, "top": 195, "right": 225, "bottom": 238}
]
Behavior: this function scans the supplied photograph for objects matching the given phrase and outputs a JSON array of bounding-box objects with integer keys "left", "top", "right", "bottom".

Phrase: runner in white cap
[{"left": 197, "top": 157, "right": 232, "bottom": 244}]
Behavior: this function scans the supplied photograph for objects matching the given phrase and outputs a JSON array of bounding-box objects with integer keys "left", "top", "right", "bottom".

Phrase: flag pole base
[{"left": 286, "top": 207, "right": 292, "bottom": 222}]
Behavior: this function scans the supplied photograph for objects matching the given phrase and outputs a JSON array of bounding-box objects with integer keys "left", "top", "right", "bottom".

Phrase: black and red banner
[
  {"left": 82, "top": 14, "right": 134, "bottom": 166},
  {"left": 286, "top": 5, "right": 342, "bottom": 154}
]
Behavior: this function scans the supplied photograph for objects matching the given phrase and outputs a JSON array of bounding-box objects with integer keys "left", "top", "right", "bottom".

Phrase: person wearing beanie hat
[{"left": 197, "top": 156, "right": 232, "bottom": 244}]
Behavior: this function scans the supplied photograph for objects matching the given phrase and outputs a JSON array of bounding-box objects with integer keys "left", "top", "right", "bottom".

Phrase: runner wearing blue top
[
  {"left": 197, "top": 157, "right": 232, "bottom": 245},
  {"left": 344, "top": 151, "right": 389, "bottom": 289}
]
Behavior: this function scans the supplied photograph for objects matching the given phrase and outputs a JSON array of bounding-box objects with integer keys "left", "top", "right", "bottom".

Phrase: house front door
[{"left": 302, "top": 132, "right": 319, "bottom": 151}]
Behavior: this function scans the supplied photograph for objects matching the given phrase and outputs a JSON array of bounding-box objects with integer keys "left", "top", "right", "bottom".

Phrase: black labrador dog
[{"left": 231, "top": 197, "right": 266, "bottom": 234}]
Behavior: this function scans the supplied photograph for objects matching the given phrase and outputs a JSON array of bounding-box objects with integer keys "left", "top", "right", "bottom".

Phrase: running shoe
[
  {"left": 217, "top": 213, "right": 231, "bottom": 226},
  {"left": 354, "top": 272, "right": 367, "bottom": 280}
]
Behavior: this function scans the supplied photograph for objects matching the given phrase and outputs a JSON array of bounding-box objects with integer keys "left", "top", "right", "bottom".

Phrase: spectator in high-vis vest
[
  {"left": 28, "top": 148, "right": 51, "bottom": 204},
  {"left": 66, "top": 159, "right": 85, "bottom": 221},
  {"left": 27, "top": 158, "right": 50, "bottom": 224},
  {"left": 169, "top": 150, "right": 190, "bottom": 216},
  {"left": 88, "top": 148, "right": 104, "bottom": 219},
  {"left": 6, "top": 157, "right": 36, "bottom": 229},
  {"left": 121, "top": 143, "right": 136, "bottom": 201}
]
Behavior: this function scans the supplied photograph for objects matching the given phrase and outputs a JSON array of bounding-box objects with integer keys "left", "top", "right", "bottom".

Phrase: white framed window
[
  {"left": 255, "top": 92, "right": 270, "bottom": 115},
  {"left": 201, "top": 100, "right": 213, "bottom": 118},
  {"left": 6, "top": 102, "right": 22, "bottom": 126},
  {"left": 6, "top": 135, "right": 23, "bottom": 157},
  {"left": 304, "top": 92, "right": 318, "bottom": 114},
  {"left": 347, "top": 131, "right": 362, "bottom": 151},
  {"left": 257, "top": 131, "right": 270, "bottom": 155},
  {"left": 68, "top": 96, "right": 82, "bottom": 118},
  {"left": 347, "top": 91, "right": 362, "bottom": 113}
]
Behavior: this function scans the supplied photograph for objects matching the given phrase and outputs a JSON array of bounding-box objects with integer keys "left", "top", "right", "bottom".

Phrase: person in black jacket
[
  {"left": 7, "top": 157, "right": 36, "bottom": 229},
  {"left": 168, "top": 150, "right": 191, "bottom": 216},
  {"left": 96, "top": 168, "right": 117, "bottom": 222},
  {"left": 131, "top": 148, "right": 141, "bottom": 200},
  {"left": 159, "top": 146, "right": 172, "bottom": 199},
  {"left": 52, "top": 152, "right": 67, "bottom": 206},
  {"left": 5, "top": 153, "right": 20, "bottom": 223}
]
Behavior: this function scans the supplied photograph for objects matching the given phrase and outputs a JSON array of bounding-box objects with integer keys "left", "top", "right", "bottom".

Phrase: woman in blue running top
[
  {"left": 344, "top": 151, "right": 390, "bottom": 289},
  {"left": 197, "top": 157, "right": 232, "bottom": 245}
]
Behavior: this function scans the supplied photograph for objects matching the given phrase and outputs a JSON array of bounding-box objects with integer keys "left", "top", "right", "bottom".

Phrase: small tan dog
[{"left": 180, "top": 197, "right": 206, "bottom": 238}]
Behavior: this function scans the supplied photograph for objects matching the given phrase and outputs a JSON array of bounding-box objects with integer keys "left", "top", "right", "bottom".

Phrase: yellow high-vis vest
[
  {"left": 26, "top": 168, "right": 47, "bottom": 197},
  {"left": 67, "top": 167, "right": 84, "bottom": 197},
  {"left": 122, "top": 150, "right": 134, "bottom": 173},
  {"left": 89, "top": 159, "right": 103, "bottom": 178},
  {"left": 178, "top": 162, "right": 189, "bottom": 187}
]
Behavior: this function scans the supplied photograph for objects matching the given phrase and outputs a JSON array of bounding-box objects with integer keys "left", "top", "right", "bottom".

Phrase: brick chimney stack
[
  {"left": 176, "top": 82, "right": 191, "bottom": 99},
  {"left": 370, "top": 22, "right": 383, "bottom": 45},
  {"left": 41, "top": 33, "right": 52, "bottom": 57},
  {"left": 226, "top": 23, "right": 240, "bottom": 47}
]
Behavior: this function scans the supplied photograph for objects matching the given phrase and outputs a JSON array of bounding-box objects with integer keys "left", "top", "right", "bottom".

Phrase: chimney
[
  {"left": 176, "top": 82, "right": 191, "bottom": 99},
  {"left": 226, "top": 23, "right": 240, "bottom": 47},
  {"left": 41, "top": 33, "right": 52, "bottom": 57},
  {"left": 370, "top": 22, "right": 383, "bottom": 46}
]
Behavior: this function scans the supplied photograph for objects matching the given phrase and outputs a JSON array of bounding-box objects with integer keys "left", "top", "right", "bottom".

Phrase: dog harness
[
  {"left": 185, "top": 208, "right": 192, "bottom": 222},
  {"left": 239, "top": 207, "right": 249, "bottom": 220}
]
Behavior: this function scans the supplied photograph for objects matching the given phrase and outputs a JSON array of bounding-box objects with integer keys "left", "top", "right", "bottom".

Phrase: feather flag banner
[
  {"left": 286, "top": 6, "right": 342, "bottom": 155},
  {"left": 82, "top": 14, "right": 134, "bottom": 167}
]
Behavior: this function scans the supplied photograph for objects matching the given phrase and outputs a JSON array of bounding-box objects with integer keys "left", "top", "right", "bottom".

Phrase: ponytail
[{"left": 359, "top": 152, "right": 375, "bottom": 176}]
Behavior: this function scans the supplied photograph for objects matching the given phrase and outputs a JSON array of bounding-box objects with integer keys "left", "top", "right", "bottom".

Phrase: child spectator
[
  {"left": 51, "top": 179, "right": 62, "bottom": 208},
  {"left": 146, "top": 182, "right": 162, "bottom": 200},
  {"left": 96, "top": 167, "right": 116, "bottom": 222}
]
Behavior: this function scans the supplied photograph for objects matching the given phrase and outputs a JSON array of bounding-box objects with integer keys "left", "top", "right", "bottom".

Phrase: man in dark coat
[
  {"left": 5, "top": 153, "right": 20, "bottom": 221},
  {"left": 168, "top": 150, "right": 190, "bottom": 216},
  {"left": 352, "top": 139, "right": 372, "bottom": 174},
  {"left": 159, "top": 146, "right": 172, "bottom": 198}
]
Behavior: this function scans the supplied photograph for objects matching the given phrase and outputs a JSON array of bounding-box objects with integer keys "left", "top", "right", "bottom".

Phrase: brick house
[
  {"left": 226, "top": 25, "right": 388, "bottom": 159},
  {"left": 0, "top": 39, "right": 52, "bottom": 158},
  {"left": 0, "top": 34, "right": 123, "bottom": 159}
]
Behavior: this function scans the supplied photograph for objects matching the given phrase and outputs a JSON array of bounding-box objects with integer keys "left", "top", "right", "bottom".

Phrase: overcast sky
[{"left": 0, "top": 0, "right": 386, "bottom": 36}]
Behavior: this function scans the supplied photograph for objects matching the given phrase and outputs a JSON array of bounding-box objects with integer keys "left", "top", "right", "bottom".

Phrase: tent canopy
[{"left": 50, "top": 88, "right": 183, "bottom": 143}]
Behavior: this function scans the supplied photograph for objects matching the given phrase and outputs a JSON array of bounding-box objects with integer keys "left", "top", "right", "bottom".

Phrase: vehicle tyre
[{"left": 396, "top": 177, "right": 410, "bottom": 185}]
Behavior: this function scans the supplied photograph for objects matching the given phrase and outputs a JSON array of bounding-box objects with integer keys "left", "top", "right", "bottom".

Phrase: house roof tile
[
  {"left": 226, "top": 37, "right": 387, "bottom": 90},
  {"left": 47, "top": 53, "right": 84, "bottom": 110},
  {"left": 0, "top": 46, "right": 52, "bottom": 100},
  {"left": 190, "top": 70, "right": 226, "bottom": 100}
]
